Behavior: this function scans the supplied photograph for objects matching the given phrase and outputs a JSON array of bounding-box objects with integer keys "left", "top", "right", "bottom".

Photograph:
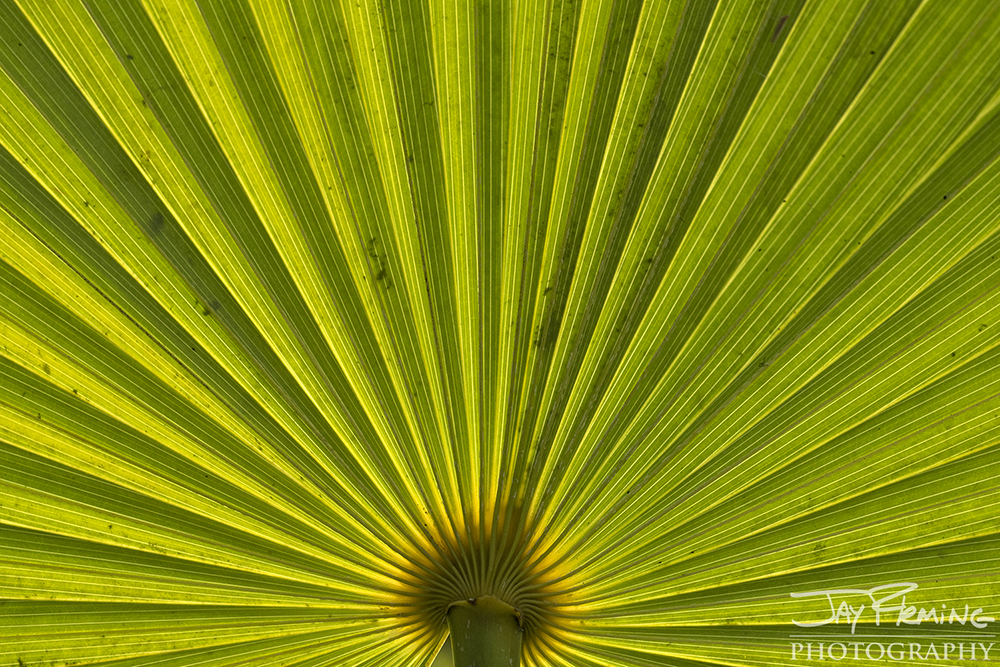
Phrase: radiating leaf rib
[
  {"left": 338, "top": 0, "right": 472, "bottom": 550},
  {"left": 2, "top": 0, "right": 1000, "bottom": 665},
  {"left": 0, "top": 429, "right": 409, "bottom": 591},
  {"left": 541, "top": 0, "right": 1000, "bottom": 563},
  {"left": 246, "top": 0, "right": 450, "bottom": 543},
  {"left": 136, "top": 0, "right": 434, "bottom": 539},
  {"left": 0, "top": 0, "right": 388, "bottom": 532},
  {"left": 0, "top": 522, "right": 366, "bottom": 604},
  {"left": 1, "top": 602, "right": 376, "bottom": 665}
]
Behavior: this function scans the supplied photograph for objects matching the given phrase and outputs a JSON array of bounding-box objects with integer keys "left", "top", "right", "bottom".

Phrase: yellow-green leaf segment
[{"left": 2, "top": 0, "right": 1000, "bottom": 666}]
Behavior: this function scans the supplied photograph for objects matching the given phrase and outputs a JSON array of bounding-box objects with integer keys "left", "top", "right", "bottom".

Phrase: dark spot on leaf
[
  {"left": 536, "top": 307, "right": 562, "bottom": 351},
  {"left": 149, "top": 212, "right": 165, "bottom": 235},
  {"left": 771, "top": 15, "right": 789, "bottom": 43}
]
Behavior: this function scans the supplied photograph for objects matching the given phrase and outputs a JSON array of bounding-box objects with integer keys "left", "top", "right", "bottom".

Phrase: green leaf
[{"left": 1, "top": 1, "right": 999, "bottom": 666}]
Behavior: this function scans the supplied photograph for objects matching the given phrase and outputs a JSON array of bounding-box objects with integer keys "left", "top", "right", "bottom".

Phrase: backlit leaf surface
[{"left": 1, "top": 1, "right": 999, "bottom": 665}]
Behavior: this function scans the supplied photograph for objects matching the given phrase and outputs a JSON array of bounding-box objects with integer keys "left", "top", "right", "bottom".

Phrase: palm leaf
[{"left": 1, "top": 0, "right": 998, "bottom": 665}]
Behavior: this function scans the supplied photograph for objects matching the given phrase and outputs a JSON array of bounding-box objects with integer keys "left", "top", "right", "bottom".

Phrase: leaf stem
[{"left": 447, "top": 595, "right": 523, "bottom": 667}]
